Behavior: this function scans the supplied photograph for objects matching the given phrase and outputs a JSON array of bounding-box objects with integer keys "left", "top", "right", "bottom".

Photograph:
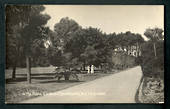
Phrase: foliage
[
  {"left": 48, "top": 17, "right": 146, "bottom": 70},
  {"left": 6, "top": 5, "right": 51, "bottom": 68},
  {"left": 140, "top": 37, "right": 164, "bottom": 78},
  {"left": 144, "top": 28, "right": 164, "bottom": 57},
  {"left": 144, "top": 28, "right": 164, "bottom": 41},
  {"left": 6, "top": 5, "right": 51, "bottom": 82},
  {"left": 48, "top": 17, "right": 81, "bottom": 67},
  {"left": 7, "top": 12, "right": 148, "bottom": 72}
]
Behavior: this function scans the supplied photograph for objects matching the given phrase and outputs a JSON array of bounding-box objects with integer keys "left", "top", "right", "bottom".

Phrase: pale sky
[{"left": 43, "top": 5, "right": 164, "bottom": 39}]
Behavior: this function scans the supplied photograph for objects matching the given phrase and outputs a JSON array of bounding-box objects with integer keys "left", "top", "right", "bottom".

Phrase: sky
[{"left": 43, "top": 5, "right": 164, "bottom": 40}]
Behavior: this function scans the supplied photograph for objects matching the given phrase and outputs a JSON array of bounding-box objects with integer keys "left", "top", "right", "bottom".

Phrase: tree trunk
[
  {"left": 100, "top": 65, "right": 103, "bottom": 70},
  {"left": 83, "top": 61, "right": 86, "bottom": 71},
  {"left": 136, "top": 42, "right": 139, "bottom": 57},
  {"left": 153, "top": 43, "right": 157, "bottom": 58},
  {"left": 130, "top": 46, "right": 132, "bottom": 55},
  {"left": 26, "top": 56, "right": 31, "bottom": 83},
  {"left": 127, "top": 46, "right": 129, "bottom": 55},
  {"left": 12, "top": 66, "right": 16, "bottom": 79}
]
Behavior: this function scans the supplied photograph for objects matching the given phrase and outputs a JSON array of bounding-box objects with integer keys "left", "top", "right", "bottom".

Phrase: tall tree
[
  {"left": 47, "top": 17, "right": 81, "bottom": 69},
  {"left": 21, "top": 6, "right": 50, "bottom": 83},
  {"left": 144, "top": 28, "right": 164, "bottom": 58},
  {"left": 6, "top": 5, "right": 32, "bottom": 79},
  {"left": 6, "top": 5, "right": 50, "bottom": 83}
]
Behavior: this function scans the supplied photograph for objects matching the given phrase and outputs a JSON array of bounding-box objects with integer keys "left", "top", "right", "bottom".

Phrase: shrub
[{"left": 140, "top": 41, "right": 164, "bottom": 78}]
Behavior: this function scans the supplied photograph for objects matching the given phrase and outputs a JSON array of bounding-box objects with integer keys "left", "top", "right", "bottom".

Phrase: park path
[{"left": 21, "top": 66, "right": 143, "bottom": 103}]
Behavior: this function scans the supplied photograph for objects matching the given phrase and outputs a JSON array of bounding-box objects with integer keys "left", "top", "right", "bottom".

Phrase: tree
[
  {"left": 54, "top": 17, "right": 80, "bottom": 49},
  {"left": 6, "top": 5, "right": 50, "bottom": 83},
  {"left": 52, "top": 21, "right": 111, "bottom": 70},
  {"left": 105, "top": 33, "right": 117, "bottom": 50},
  {"left": 140, "top": 28, "right": 164, "bottom": 77},
  {"left": 6, "top": 5, "right": 32, "bottom": 79},
  {"left": 21, "top": 6, "right": 50, "bottom": 83},
  {"left": 48, "top": 17, "right": 80, "bottom": 68},
  {"left": 144, "top": 28, "right": 164, "bottom": 58},
  {"left": 50, "top": 17, "right": 146, "bottom": 73},
  {"left": 135, "top": 34, "right": 144, "bottom": 57},
  {"left": 70, "top": 27, "right": 107, "bottom": 68},
  {"left": 63, "top": 28, "right": 88, "bottom": 70},
  {"left": 31, "top": 27, "right": 51, "bottom": 67},
  {"left": 66, "top": 27, "right": 114, "bottom": 70},
  {"left": 6, "top": 25, "right": 25, "bottom": 79}
]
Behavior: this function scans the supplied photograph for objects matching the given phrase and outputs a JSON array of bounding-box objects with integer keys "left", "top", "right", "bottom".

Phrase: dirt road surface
[{"left": 21, "top": 66, "right": 143, "bottom": 103}]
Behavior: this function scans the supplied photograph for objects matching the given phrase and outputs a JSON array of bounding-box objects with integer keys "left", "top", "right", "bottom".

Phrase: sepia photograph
[{"left": 5, "top": 5, "right": 164, "bottom": 103}]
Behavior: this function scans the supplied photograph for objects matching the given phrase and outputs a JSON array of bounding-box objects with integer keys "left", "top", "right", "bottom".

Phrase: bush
[{"left": 140, "top": 41, "right": 164, "bottom": 78}]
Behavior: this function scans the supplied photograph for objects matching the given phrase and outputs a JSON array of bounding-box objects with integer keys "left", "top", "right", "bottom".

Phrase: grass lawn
[{"left": 5, "top": 66, "right": 118, "bottom": 103}]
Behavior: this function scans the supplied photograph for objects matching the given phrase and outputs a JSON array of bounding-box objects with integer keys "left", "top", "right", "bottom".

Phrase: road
[{"left": 21, "top": 66, "right": 143, "bottom": 103}]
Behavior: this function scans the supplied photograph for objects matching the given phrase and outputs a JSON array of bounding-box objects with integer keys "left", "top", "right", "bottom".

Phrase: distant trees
[
  {"left": 7, "top": 11, "right": 155, "bottom": 82},
  {"left": 109, "top": 31, "right": 144, "bottom": 57},
  {"left": 48, "top": 17, "right": 145, "bottom": 71},
  {"left": 6, "top": 5, "right": 50, "bottom": 83},
  {"left": 49, "top": 19, "right": 114, "bottom": 70}
]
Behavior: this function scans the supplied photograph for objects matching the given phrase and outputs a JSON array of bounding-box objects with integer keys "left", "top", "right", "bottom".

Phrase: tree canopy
[
  {"left": 6, "top": 5, "right": 51, "bottom": 82},
  {"left": 48, "top": 17, "right": 146, "bottom": 70}
]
